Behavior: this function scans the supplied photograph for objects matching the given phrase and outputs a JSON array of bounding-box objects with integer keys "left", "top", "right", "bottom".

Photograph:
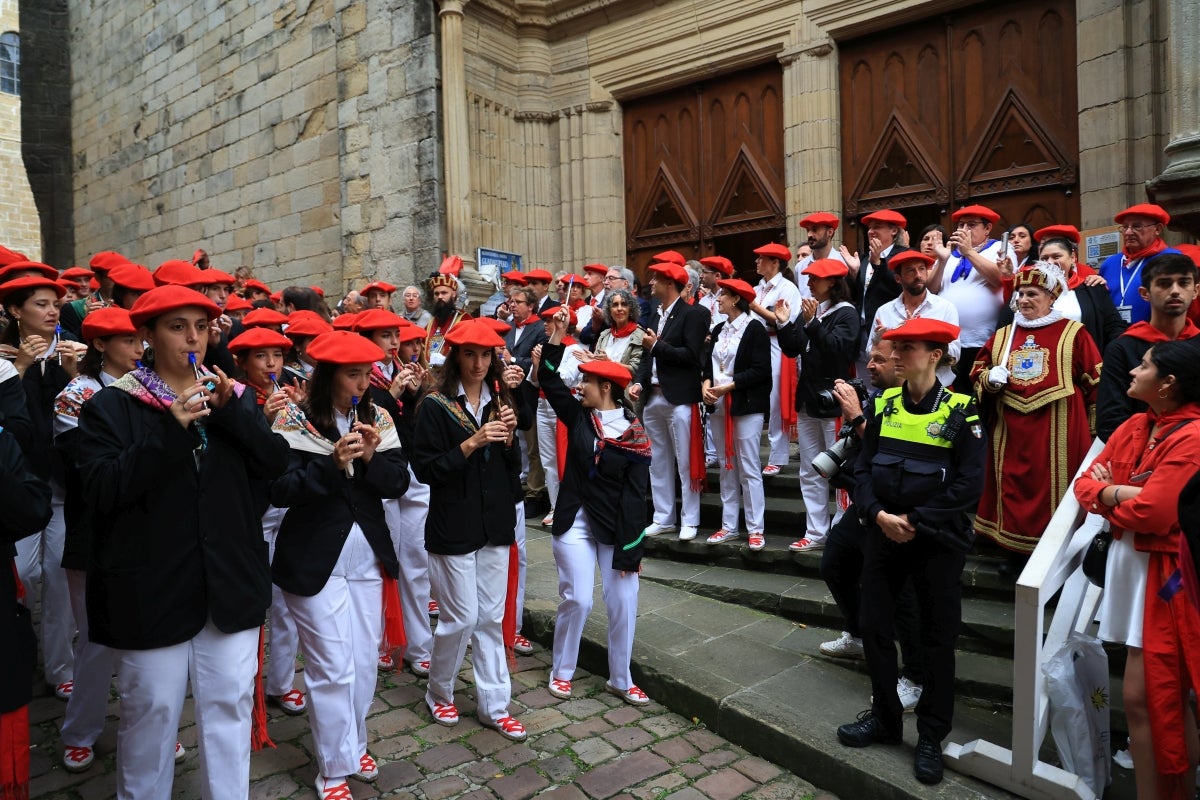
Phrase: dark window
[{"left": 1, "top": 32, "right": 18, "bottom": 96}]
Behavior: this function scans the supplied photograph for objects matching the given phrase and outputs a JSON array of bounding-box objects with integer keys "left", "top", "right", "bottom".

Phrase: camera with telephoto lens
[{"left": 811, "top": 379, "right": 869, "bottom": 481}]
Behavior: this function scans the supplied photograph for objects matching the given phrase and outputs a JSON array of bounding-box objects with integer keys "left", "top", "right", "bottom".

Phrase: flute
[{"left": 345, "top": 395, "right": 359, "bottom": 477}]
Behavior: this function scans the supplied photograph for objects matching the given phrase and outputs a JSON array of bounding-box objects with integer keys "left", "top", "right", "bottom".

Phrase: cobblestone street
[{"left": 29, "top": 639, "right": 830, "bottom": 800}]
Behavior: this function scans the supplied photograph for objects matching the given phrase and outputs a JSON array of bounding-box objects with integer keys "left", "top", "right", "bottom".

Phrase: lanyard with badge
[{"left": 1116, "top": 257, "right": 1144, "bottom": 324}]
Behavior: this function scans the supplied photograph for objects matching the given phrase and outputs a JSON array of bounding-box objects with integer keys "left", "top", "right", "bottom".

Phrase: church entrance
[{"left": 622, "top": 62, "right": 786, "bottom": 284}]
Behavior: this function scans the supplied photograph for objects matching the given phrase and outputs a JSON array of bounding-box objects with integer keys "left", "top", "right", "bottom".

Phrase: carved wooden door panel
[
  {"left": 840, "top": 0, "right": 1079, "bottom": 233},
  {"left": 624, "top": 63, "right": 786, "bottom": 277}
]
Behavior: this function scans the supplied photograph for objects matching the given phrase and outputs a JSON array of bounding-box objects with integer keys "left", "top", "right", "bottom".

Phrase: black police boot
[
  {"left": 837, "top": 710, "right": 902, "bottom": 747},
  {"left": 913, "top": 734, "right": 944, "bottom": 784}
]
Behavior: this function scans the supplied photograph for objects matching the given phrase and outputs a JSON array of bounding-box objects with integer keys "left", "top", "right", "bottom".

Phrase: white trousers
[
  {"left": 765, "top": 339, "right": 791, "bottom": 466},
  {"left": 536, "top": 397, "right": 561, "bottom": 509},
  {"left": 794, "top": 411, "right": 842, "bottom": 542},
  {"left": 262, "top": 506, "right": 299, "bottom": 696},
  {"left": 16, "top": 482, "right": 74, "bottom": 684},
  {"left": 383, "top": 466, "right": 434, "bottom": 664},
  {"left": 642, "top": 389, "right": 700, "bottom": 527},
  {"left": 551, "top": 510, "right": 638, "bottom": 690},
  {"left": 114, "top": 620, "right": 257, "bottom": 800},
  {"left": 426, "top": 546, "right": 512, "bottom": 721},
  {"left": 61, "top": 568, "right": 118, "bottom": 748},
  {"left": 710, "top": 407, "right": 766, "bottom": 533},
  {"left": 284, "top": 524, "right": 381, "bottom": 780}
]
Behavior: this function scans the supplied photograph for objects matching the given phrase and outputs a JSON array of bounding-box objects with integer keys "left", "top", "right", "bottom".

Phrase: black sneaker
[
  {"left": 913, "top": 734, "right": 944, "bottom": 784},
  {"left": 836, "top": 710, "right": 902, "bottom": 748}
]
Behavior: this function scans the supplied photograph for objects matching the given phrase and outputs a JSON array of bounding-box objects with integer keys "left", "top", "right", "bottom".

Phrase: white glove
[{"left": 986, "top": 365, "right": 1009, "bottom": 389}]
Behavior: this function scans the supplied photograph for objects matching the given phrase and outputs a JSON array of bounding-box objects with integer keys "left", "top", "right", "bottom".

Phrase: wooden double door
[
  {"left": 622, "top": 63, "right": 786, "bottom": 283},
  {"left": 839, "top": 0, "right": 1080, "bottom": 242}
]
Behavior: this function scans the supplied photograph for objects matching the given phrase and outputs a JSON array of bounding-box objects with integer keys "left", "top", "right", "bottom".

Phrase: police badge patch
[
  {"left": 926, "top": 422, "right": 942, "bottom": 438},
  {"left": 970, "top": 423, "right": 983, "bottom": 439}
]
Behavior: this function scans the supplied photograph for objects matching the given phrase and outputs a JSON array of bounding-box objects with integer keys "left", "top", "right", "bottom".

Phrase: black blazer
[
  {"left": 535, "top": 296, "right": 561, "bottom": 315},
  {"left": 996, "top": 283, "right": 1127, "bottom": 357},
  {"left": 411, "top": 392, "right": 521, "bottom": 556},
  {"left": 504, "top": 319, "right": 549, "bottom": 373},
  {"left": 777, "top": 304, "right": 862, "bottom": 418},
  {"left": 18, "top": 358, "right": 71, "bottom": 483},
  {"left": 853, "top": 245, "right": 911, "bottom": 339},
  {"left": 0, "top": 369, "right": 32, "bottom": 452},
  {"left": 270, "top": 413, "right": 408, "bottom": 597},
  {"left": 701, "top": 318, "right": 771, "bottom": 417},
  {"left": 78, "top": 386, "right": 290, "bottom": 649},
  {"left": 634, "top": 298, "right": 709, "bottom": 405},
  {"left": 538, "top": 344, "right": 650, "bottom": 571}
]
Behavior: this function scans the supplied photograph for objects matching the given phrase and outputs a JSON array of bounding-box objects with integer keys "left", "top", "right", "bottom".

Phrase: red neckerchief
[
  {"left": 1124, "top": 238, "right": 1167, "bottom": 263},
  {"left": 608, "top": 321, "right": 638, "bottom": 339},
  {"left": 569, "top": 299, "right": 586, "bottom": 311},
  {"left": 562, "top": 336, "right": 577, "bottom": 346},
  {"left": 1068, "top": 263, "right": 1098, "bottom": 289},
  {"left": 587, "top": 410, "right": 651, "bottom": 470},
  {"left": 251, "top": 383, "right": 271, "bottom": 406},
  {"left": 514, "top": 314, "right": 540, "bottom": 329}
]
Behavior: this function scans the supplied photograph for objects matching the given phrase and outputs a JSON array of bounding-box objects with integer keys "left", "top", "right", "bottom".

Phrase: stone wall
[{"left": 2, "top": 0, "right": 45, "bottom": 262}]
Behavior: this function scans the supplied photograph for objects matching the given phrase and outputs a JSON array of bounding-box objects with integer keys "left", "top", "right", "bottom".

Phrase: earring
[{"left": 1158, "top": 386, "right": 1172, "bottom": 399}]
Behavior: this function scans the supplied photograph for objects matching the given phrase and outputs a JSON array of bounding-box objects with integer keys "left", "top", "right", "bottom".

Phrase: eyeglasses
[
  {"left": 957, "top": 221, "right": 984, "bottom": 229},
  {"left": 1119, "top": 223, "right": 1156, "bottom": 232},
  {"left": 512, "top": 299, "right": 529, "bottom": 306}
]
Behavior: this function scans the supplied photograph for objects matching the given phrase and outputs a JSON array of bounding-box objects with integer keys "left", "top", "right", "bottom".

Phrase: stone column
[{"left": 1148, "top": 0, "right": 1200, "bottom": 237}]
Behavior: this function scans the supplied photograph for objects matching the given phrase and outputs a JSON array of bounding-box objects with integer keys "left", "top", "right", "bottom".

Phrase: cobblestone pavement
[{"left": 29, "top": 640, "right": 834, "bottom": 800}]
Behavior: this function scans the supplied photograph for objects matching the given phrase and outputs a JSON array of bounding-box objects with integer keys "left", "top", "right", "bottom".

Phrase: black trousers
[
  {"left": 859, "top": 524, "right": 965, "bottom": 742},
  {"left": 821, "top": 510, "right": 925, "bottom": 684},
  {"left": 952, "top": 346, "right": 980, "bottom": 394}
]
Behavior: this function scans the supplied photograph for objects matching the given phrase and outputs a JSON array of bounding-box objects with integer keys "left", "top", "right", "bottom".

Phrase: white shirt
[
  {"left": 711, "top": 312, "right": 750, "bottom": 385},
  {"left": 595, "top": 407, "right": 631, "bottom": 439},
  {"left": 936, "top": 239, "right": 1013, "bottom": 348},
  {"left": 456, "top": 381, "right": 493, "bottom": 425},
  {"left": 794, "top": 249, "right": 843, "bottom": 300},
  {"left": 1054, "top": 289, "right": 1083, "bottom": 323},
  {"left": 650, "top": 297, "right": 679, "bottom": 386},
  {"left": 754, "top": 273, "right": 803, "bottom": 328},
  {"left": 870, "top": 292, "right": 961, "bottom": 386},
  {"left": 696, "top": 292, "right": 726, "bottom": 330}
]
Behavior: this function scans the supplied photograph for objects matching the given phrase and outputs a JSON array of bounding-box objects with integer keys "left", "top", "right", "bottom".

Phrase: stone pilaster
[
  {"left": 780, "top": 38, "right": 842, "bottom": 247},
  {"left": 557, "top": 100, "right": 622, "bottom": 269},
  {"left": 1147, "top": 0, "right": 1200, "bottom": 237}
]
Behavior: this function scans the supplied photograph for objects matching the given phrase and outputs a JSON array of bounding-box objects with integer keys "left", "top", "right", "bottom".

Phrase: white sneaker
[
  {"left": 643, "top": 522, "right": 677, "bottom": 537},
  {"left": 898, "top": 677, "right": 923, "bottom": 712},
  {"left": 788, "top": 537, "right": 825, "bottom": 553},
  {"left": 819, "top": 631, "right": 864, "bottom": 659},
  {"left": 678, "top": 525, "right": 697, "bottom": 541}
]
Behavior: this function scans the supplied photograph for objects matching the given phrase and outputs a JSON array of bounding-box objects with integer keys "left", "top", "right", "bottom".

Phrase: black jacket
[
  {"left": 539, "top": 344, "right": 649, "bottom": 571},
  {"left": 78, "top": 386, "right": 289, "bottom": 649},
  {"left": 777, "top": 303, "right": 861, "bottom": 418},
  {"left": 0, "top": 368, "right": 32, "bottom": 453},
  {"left": 0, "top": 429, "right": 51, "bottom": 714},
  {"left": 270, "top": 412, "right": 408, "bottom": 596},
  {"left": 853, "top": 245, "right": 911, "bottom": 337},
  {"left": 411, "top": 391, "right": 521, "bottom": 555},
  {"left": 634, "top": 298, "right": 709, "bottom": 405},
  {"left": 701, "top": 318, "right": 772, "bottom": 417},
  {"left": 997, "top": 284, "right": 1127, "bottom": 359},
  {"left": 18, "top": 359, "right": 72, "bottom": 483},
  {"left": 504, "top": 320, "right": 549, "bottom": 373}
]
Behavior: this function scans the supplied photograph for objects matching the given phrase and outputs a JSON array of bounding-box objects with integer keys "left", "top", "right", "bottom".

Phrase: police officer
[{"left": 835, "top": 318, "right": 986, "bottom": 786}]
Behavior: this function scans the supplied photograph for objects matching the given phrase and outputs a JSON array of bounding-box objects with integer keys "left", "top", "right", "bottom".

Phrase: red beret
[
  {"left": 57, "top": 278, "right": 80, "bottom": 293},
  {"left": 753, "top": 243, "right": 792, "bottom": 262},
  {"left": 479, "top": 317, "right": 513, "bottom": 336},
  {"left": 89, "top": 251, "right": 131, "bottom": 271},
  {"left": 524, "top": 269, "right": 554, "bottom": 283},
  {"left": 888, "top": 251, "right": 936, "bottom": 271},
  {"left": 502, "top": 271, "right": 527, "bottom": 284},
  {"left": 1175, "top": 243, "right": 1200, "bottom": 268},
  {"left": 445, "top": 318, "right": 506, "bottom": 348},
  {"left": 699, "top": 256, "right": 734, "bottom": 277},
  {"left": 0, "top": 261, "right": 59, "bottom": 284},
  {"left": 861, "top": 209, "right": 908, "bottom": 229},
  {"left": 196, "top": 268, "right": 235, "bottom": 286},
  {"left": 81, "top": 307, "right": 136, "bottom": 340},
  {"left": 154, "top": 259, "right": 205, "bottom": 287},
  {"left": 1114, "top": 203, "right": 1170, "bottom": 226},
  {"left": 310, "top": 285, "right": 325, "bottom": 297},
  {"left": 583, "top": 263, "right": 609, "bottom": 276},
  {"left": 881, "top": 317, "right": 960, "bottom": 345},
  {"left": 1033, "top": 224, "right": 1081, "bottom": 245},
  {"left": 331, "top": 312, "right": 358, "bottom": 330},
  {"left": 0, "top": 246, "right": 28, "bottom": 267},
  {"left": 352, "top": 308, "right": 406, "bottom": 331},
  {"left": 228, "top": 327, "right": 294, "bottom": 353},
  {"left": 397, "top": 324, "right": 427, "bottom": 343},
  {"left": 716, "top": 278, "right": 756, "bottom": 304},
  {"left": 653, "top": 250, "right": 687, "bottom": 267},
  {"left": 242, "top": 279, "right": 272, "bottom": 295},
  {"left": 285, "top": 310, "right": 334, "bottom": 337},
  {"left": 108, "top": 263, "right": 156, "bottom": 292},
  {"left": 541, "top": 305, "right": 577, "bottom": 327},
  {"left": 798, "top": 212, "right": 840, "bottom": 231},
  {"left": 951, "top": 204, "right": 1000, "bottom": 224},
  {"left": 306, "top": 330, "right": 386, "bottom": 365},
  {"left": 649, "top": 262, "right": 689, "bottom": 285},
  {"left": 224, "top": 295, "right": 253, "bottom": 312},
  {"left": 269, "top": 291, "right": 282, "bottom": 304},
  {"left": 579, "top": 360, "right": 634, "bottom": 389},
  {"left": 192, "top": 249, "right": 207, "bottom": 264},
  {"left": 361, "top": 281, "right": 396, "bottom": 295},
  {"left": 242, "top": 307, "right": 290, "bottom": 329},
  {"left": 129, "top": 285, "right": 221, "bottom": 328},
  {"left": 439, "top": 255, "right": 464, "bottom": 276},
  {"left": 0, "top": 276, "right": 65, "bottom": 304},
  {"left": 61, "top": 267, "right": 95, "bottom": 280},
  {"left": 801, "top": 258, "right": 849, "bottom": 279}
]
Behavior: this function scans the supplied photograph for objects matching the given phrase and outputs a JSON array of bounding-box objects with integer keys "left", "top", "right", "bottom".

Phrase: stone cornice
[
  {"left": 801, "top": 0, "right": 962, "bottom": 39},
  {"left": 471, "top": 0, "right": 626, "bottom": 29}
]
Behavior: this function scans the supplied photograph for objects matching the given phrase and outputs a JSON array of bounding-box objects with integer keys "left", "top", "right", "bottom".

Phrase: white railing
[{"left": 944, "top": 437, "right": 1107, "bottom": 800}]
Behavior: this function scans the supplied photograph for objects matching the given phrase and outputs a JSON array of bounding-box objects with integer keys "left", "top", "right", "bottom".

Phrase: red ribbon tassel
[
  {"left": 381, "top": 573, "right": 407, "bottom": 652},
  {"left": 250, "top": 625, "right": 276, "bottom": 751},
  {"left": 780, "top": 356, "right": 799, "bottom": 438},
  {"left": 503, "top": 543, "right": 519, "bottom": 670},
  {"left": 689, "top": 405, "right": 706, "bottom": 493}
]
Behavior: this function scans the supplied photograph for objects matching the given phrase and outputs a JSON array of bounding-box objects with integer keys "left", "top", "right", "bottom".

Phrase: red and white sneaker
[
  {"left": 606, "top": 682, "right": 650, "bottom": 706},
  {"left": 706, "top": 529, "right": 739, "bottom": 545},
  {"left": 427, "top": 600, "right": 440, "bottom": 617},
  {"left": 315, "top": 776, "right": 353, "bottom": 800},
  {"left": 377, "top": 653, "right": 396, "bottom": 672},
  {"left": 62, "top": 745, "right": 94, "bottom": 772},
  {"left": 427, "top": 698, "right": 460, "bottom": 726},
  {"left": 548, "top": 678, "right": 572, "bottom": 700},
  {"left": 352, "top": 753, "right": 378, "bottom": 782},
  {"left": 481, "top": 715, "right": 527, "bottom": 742},
  {"left": 762, "top": 464, "right": 781, "bottom": 477},
  {"left": 268, "top": 689, "right": 307, "bottom": 715},
  {"left": 408, "top": 659, "right": 430, "bottom": 677},
  {"left": 174, "top": 741, "right": 186, "bottom": 762},
  {"left": 512, "top": 634, "right": 534, "bottom": 655},
  {"left": 789, "top": 537, "right": 824, "bottom": 553},
  {"left": 54, "top": 681, "right": 74, "bottom": 700},
  {"left": 748, "top": 532, "right": 766, "bottom": 551}
]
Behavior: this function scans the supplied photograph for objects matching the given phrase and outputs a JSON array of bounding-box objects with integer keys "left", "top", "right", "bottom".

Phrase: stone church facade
[{"left": 14, "top": 0, "right": 1198, "bottom": 294}]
